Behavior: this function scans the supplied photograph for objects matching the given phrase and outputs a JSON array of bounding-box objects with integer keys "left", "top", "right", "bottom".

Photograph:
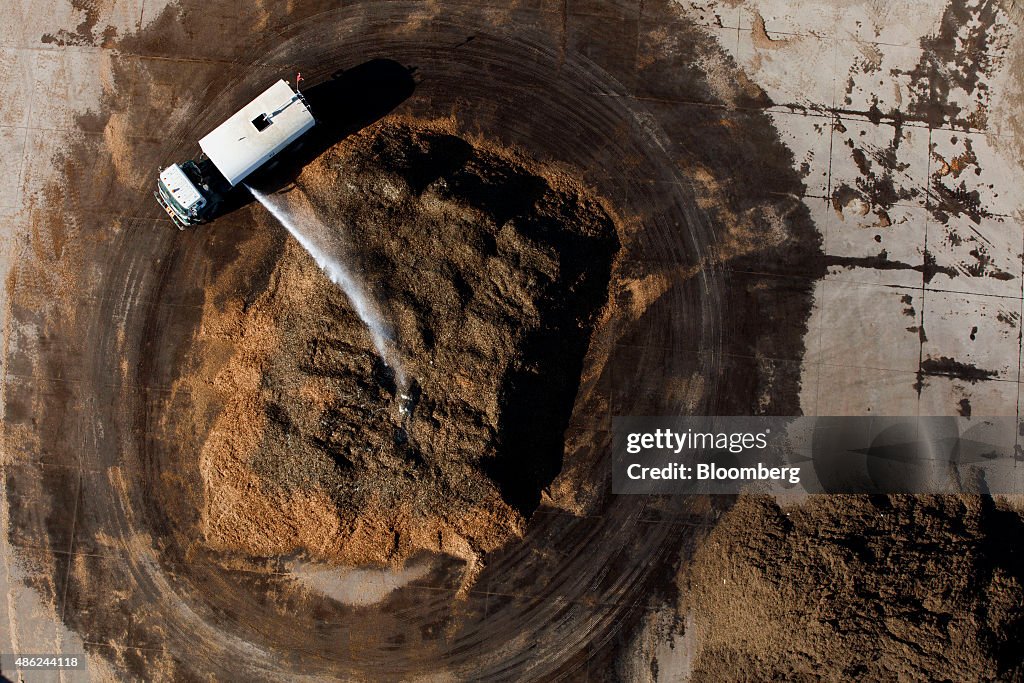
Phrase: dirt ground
[{"left": 2, "top": 0, "right": 1024, "bottom": 680}]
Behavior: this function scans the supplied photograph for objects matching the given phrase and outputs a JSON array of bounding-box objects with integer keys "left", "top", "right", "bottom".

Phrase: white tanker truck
[{"left": 154, "top": 79, "right": 315, "bottom": 229}]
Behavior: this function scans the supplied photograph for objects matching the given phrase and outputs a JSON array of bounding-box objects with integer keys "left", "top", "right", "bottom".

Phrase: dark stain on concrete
[
  {"left": 824, "top": 252, "right": 957, "bottom": 283},
  {"left": 904, "top": 0, "right": 1007, "bottom": 129},
  {"left": 41, "top": 0, "right": 120, "bottom": 47},
  {"left": 958, "top": 397, "right": 972, "bottom": 416},
  {"left": 921, "top": 356, "right": 999, "bottom": 381}
]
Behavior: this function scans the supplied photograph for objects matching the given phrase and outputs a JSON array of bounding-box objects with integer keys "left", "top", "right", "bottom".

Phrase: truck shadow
[{"left": 217, "top": 58, "right": 417, "bottom": 215}]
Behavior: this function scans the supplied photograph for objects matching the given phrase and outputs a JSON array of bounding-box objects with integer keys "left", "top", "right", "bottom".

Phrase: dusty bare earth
[
  {"left": 3, "top": 0, "right": 1024, "bottom": 680},
  {"left": 187, "top": 121, "right": 618, "bottom": 578},
  {"left": 2, "top": 0, "right": 801, "bottom": 668}
]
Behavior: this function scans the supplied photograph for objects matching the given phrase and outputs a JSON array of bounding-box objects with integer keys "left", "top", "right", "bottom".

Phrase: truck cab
[
  {"left": 155, "top": 159, "right": 222, "bottom": 228},
  {"left": 155, "top": 79, "right": 315, "bottom": 229}
]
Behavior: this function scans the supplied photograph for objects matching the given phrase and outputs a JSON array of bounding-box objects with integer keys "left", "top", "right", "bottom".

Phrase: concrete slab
[
  {"left": 828, "top": 115, "right": 932, "bottom": 212},
  {"left": 825, "top": 204, "right": 929, "bottom": 288},
  {"left": 919, "top": 373, "right": 1018, "bottom": 416},
  {"left": 720, "top": 1, "right": 1023, "bottom": 422},
  {"left": 30, "top": 49, "right": 108, "bottom": 133},
  {"left": 815, "top": 364, "right": 920, "bottom": 415},
  {"left": 926, "top": 213, "right": 1024, "bottom": 298},
  {"left": 671, "top": 1, "right": 743, "bottom": 29},
  {"left": 764, "top": 109, "right": 833, "bottom": 197},
  {"left": 97, "top": 0, "right": 148, "bottom": 39},
  {"left": 919, "top": 13, "right": 1017, "bottom": 133},
  {"left": 731, "top": 0, "right": 948, "bottom": 120},
  {"left": 735, "top": 23, "right": 837, "bottom": 108},
  {"left": 954, "top": 413, "right": 1022, "bottom": 489},
  {"left": 714, "top": 269, "right": 822, "bottom": 360},
  {"left": 835, "top": 41, "right": 928, "bottom": 125},
  {"left": 0, "top": 126, "right": 29, "bottom": 210},
  {"left": 3, "top": 555, "right": 71, "bottom": 682},
  {"left": 735, "top": 1, "right": 841, "bottom": 38},
  {"left": 0, "top": 0, "right": 76, "bottom": 49},
  {"left": 805, "top": 191, "right": 832, "bottom": 240},
  {"left": 0, "top": 48, "right": 35, "bottom": 128},
  {"left": 810, "top": 279, "right": 923, "bottom": 372},
  {"left": 827, "top": 1, "right": 946, "bottom": 47},
  {"left": 921, "top": 289, "right": 1022, "bottom": 381},
  {"left": 930, "top": 128, "right": 1024, "bottom": 218},
  {"left": 4, "top": 0, "right": 162, "bottom": 50}
]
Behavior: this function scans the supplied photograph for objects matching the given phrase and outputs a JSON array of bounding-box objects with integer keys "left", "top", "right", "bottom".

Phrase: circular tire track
[{"left": 5, "top": 1, "right": 821, "bottom": 679}]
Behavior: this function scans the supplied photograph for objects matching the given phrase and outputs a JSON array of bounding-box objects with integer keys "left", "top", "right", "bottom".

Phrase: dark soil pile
[
  {"left": 683, "top": 495, "right": 1024, "bottom": 680},
  {"left": 189, "top": 121, "right": 619, "bottom": 577}
]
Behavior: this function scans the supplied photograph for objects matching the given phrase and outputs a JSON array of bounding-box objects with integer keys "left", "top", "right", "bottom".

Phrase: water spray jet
[{"left": 247, "top": 184, "right": 407, "bottom": 388}]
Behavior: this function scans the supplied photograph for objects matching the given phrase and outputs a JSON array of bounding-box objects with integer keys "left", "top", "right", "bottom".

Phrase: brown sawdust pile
[
  {"left": 682, "top": 494, "right": 1024, "bottom": 680},
  {"left": 180, "top": 121, "right": 620, "bottom": 583}
]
